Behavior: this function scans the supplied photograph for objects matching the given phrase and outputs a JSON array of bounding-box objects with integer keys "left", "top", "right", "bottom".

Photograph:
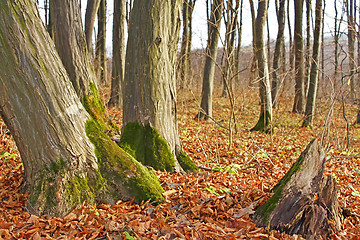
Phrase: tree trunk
[
  {"left": 84, "top": 0, "right": 101, "bottom": 57},
  {"left": 251, "top": 0, "right": 272, "bottom": 133},
  {"left": 95, "top": 0, "right": 107, "bottom": 85},
  {"left": 253, "top": 139, "right": 342, "bottom": 239},
  {"left": 346, "top": 0, "right": 356, "bottom": 101},
  {"left": 122, "top": 0, "right": 197, "bottom": 172},
  {"left": 196, "top": 0, "right": 223, "bottom": 120},
  {"left": 235, "top": 0, "right": 244, "bottom": 84},
  {"left": 292, "top": 0, "right": 305, "bottom": 113},
  {"left": 108, "top": 0, "right": 126, "bottom": 109},
  {"left": 303, "top": 0, "right": 322, "bottom": 127},
  {"left": 50, "top": 0, "right": 98, "bottom": 100},
  {"left": 271, "top": 0, "right": 285, "bottom": 108},
  {"left": 304, "top": 0, "right": 311, "bottom": 98},
  {"left": 178, "top": 0, "right": 196, "bottom": 90},
  {"left": 0, "top": 0, "right": 164, "bottom": 217}
]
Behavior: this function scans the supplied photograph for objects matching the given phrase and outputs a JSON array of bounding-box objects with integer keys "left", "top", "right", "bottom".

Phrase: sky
[{"left": 38, "top": 0, "right": 346, "bottom": 56}]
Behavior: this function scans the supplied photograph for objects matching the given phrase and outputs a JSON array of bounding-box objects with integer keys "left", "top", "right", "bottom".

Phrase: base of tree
[
  {"left": 252, "top": 139, "right": 342, "bottom": 239},
  {"left": 250, "top": 110, "right": 271, "bottom": 133},
  {"left": 194, "top": 111, "right": 211, "bottom": 121}
]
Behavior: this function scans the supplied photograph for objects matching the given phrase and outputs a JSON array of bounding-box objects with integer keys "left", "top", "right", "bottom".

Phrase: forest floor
[{"left": 1, "top": 90, "right": 360, "bottom": 239}]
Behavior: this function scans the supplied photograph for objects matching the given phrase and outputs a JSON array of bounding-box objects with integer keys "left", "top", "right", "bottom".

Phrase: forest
[{"left": 0, "top": 0, "right": 360, "bottom": 239}]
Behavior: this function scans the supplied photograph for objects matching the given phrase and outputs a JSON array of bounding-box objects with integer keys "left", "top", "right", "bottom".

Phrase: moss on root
[
  {"left": 251, "top": 110, "right": 272, "bottom": 133},
  {"left": 120, "top": 121, "right": 176, "bottom": 171},
  {"left": 85, "top": 119, "right": 164, "bottom": 203},
  {"left": 177, "top": 151, "right": 198, "bottom": 171}
]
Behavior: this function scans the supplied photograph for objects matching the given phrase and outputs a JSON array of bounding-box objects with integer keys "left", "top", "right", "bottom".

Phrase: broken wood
[{"left": 252, "top": 139, "right": 342, "bottom": 239}]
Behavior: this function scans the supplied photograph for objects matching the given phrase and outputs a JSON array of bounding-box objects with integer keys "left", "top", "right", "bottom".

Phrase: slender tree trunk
[
  {"left": 346, "top": 0, "right": 356, "bottom": 101},
  {"left": 292, "top": 0, "right": 305, "bottom": 113},
  {"left": 108, "top": 0, "right": 126, "bottom": 109},
  {"left": 122, "top": 0, "right": 197, "bottom": 172},
  {"left": 304, "top": 0, "right": 311, "bottom": 98},
  {"left": 0, "top": 0, "right": 164, "bottom": 217},
  {"left": 235, "top": 0, "right": 244, "bottom": 84},
  {"left": 85, "top": 0, "right": 101, "bottom": 57},
  {"left": 196, "top": 0, "right": 223, "bottom": 120},
  {"left": 95, "top": 0, "right": 107, "bottom": 85},
  {"left": 303, "top": 0, "right": 323, "bottom": 127},
  {"left": 251, "top": 0, "right": 272, "bottom": 133},
  {"left": 50, "top": 0, "right": 98, "bottom": 100},
  {"left": 178, "top": 0, "right": 196, "bottom": 90},
  {"left": 333, "top": 0, "right": 339, "bottom": 90},
  {"left": 287, "top": 0, "right": 293, "bottom": 75},
  {"left": 272, "top": 0, "right": 286, "bottom": 108}
]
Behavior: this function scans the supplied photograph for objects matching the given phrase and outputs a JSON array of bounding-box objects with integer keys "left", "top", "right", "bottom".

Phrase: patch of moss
[
  {"left": 85, "top": 119, "right": 164, "bottom": 202},
  {"left": 177, "top": 151, "right": 198, "bottom": 171},
  {"left": 254, "top": 150, "right": 305, "bottom": 226},
  {"left": 120, "top": 121, "right": 176, "bottom": 172},
  {"left": 251, "top": 110, "right": 272, "bottom": 133},
  {"left": 82, "top": 82, "right": 106, "bottom": 121},
  {"left": 50, "top": 158, "right": 66, "bottom": 174},
  {"left": 65, "top": 175, "right": 95, "bottom": 206}
]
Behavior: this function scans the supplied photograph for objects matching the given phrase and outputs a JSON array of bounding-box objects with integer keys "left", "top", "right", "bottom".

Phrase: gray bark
[
  {"left": 95, "top": 0, "right": 107, "bottom": 85},
  {"left": 292, "top": 0, "right": 305, "bottom": 113},
  {"left": 346, "top": 0, "right": 356, "bottom": 101},
  {"left": 271, "top": 0, "right": 285, "bottom": 108},
  {"left": 0, "top": 0, "right": 164, "bottom": 217},
  {"left": 196, "top": 0, "right": 223, "bottom": 120},
  {"left": 85, "top": 0, "right": 101, "bottom": 56},
  {"left": 108, "top": 0, "right": 126, "bottom": 109},
  {"left": 251, "top": 0, "right": 272, "bottom": 133},
  {"left": 303, "top": 0, "right": 322, "bottom": 127},
  {"left": 50, "top": 0, "right": 98, "bottom": 99},
  {"left": 123, "top": 0, "right": 186, "bottom": 171}
]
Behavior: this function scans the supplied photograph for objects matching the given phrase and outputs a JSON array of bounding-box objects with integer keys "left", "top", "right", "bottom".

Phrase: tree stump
[{"left": 252, "top": 139, "right": 342, "bottom": 239}]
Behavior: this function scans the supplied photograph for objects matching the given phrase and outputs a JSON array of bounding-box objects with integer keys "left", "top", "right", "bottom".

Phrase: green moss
[
  {"left": 251, "top": 110, "right": 272, "bottom": 133},
  {"left": 82, "top": 82, "right": 106, "bottom": 121},
  {"left": 85, "top": 119, "right": 164, "bottom": 202},
  {"left": 65, "top": 175, "right": 95, "bottom": 206},
  {"left": 50, "top": 158, "right": 66, "bottom": 174},
  {"left": 254, "top": 153, "right": 304, "bottom": 226},
  {"left": 177, "top": 151, "right": 198, "bottom": 171},
  {"left": 120, "top": 121, "right": 176, "bottom": 172}
]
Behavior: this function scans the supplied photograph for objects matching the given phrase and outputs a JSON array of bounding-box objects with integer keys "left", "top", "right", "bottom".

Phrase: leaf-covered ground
[{"left": 1, "top": 91, "right": 360, "bottom": 239}]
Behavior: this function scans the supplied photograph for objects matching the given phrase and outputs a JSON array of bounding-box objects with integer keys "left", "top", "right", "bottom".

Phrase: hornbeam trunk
[
  {"left": 0, "top": 0, "right": 163, "bottom": 217},
  {"left": 122, "top": 0, "right": 197, "bottom": 172}
]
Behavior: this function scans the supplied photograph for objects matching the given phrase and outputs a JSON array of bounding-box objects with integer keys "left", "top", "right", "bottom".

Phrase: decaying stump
[{"left": 252, "top": 139, "right": 342, "bottom": 239}]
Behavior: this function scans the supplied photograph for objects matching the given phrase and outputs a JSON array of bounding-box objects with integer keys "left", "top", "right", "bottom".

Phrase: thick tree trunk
[
  {"left": 108, "top": 0, "right": 126, "bottom": 109},
  {"left": 292, "top": 0, "right": 305, "bottom": 113},
  {"left": 85, "top": 0, "right": 101, "bottom": 57},
  {"left": 253, "top": 139, "right": 342, "bottom": 239},
  {"left": 251, "top": 0, "right": 272, "bottom": 133},
  {"left": 303, "top": 0, "right": 322, "bottom": 127},
  {"left": 122, "top": 0, "right": 197, "bottom": 172},
  {"left": 50, "top": 0, "right": 98, "bottom": 100},
  {"left": 271, "top": 0, "right": 285, "bottom": 108},
  {"left": 196, "top": 0, "right": 223, "bottom": 120},
  {"left": 95, "top": 0, "right": 107, "bottom": 85},
  {"left": 0, "top": 0, "right": 164, "bottom": 217}
]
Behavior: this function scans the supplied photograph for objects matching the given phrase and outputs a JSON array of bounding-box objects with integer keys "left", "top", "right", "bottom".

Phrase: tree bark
[
  {"left": 122, "top": 0, "right": 197, "bottom": 172},
  {"left": 178, "top": 0, "right": 196, "bottom": 90},
  {"left": 196, "top": 0, "right": 223, "bottom": 120},
  {"left": 0, "top": 0, "right": 164, "bottom": 217},
  {"left": 292, "top": 0, "right": 305, "bottom": 113},
  {"left": 304, "top": 0, "right": 311, "bottom": 98},
  {"left": 108, "top": 0, "right": 126, "bottom": 109},
  {"left": 95, "top": 0, "right": 107, "bottom": 85},
  {"left": 84, "top": 0, "right": 101, "bottom": 57},
  {"left": 303, "top": 0, "right": 322, "bottom": 127},
  {"left": 346, "top": 0, "right": 356, "bottom": 101},
  {"left": 253, "top": 139, "right": 342, "bottom": 239},
  {"left": 50, "top": 0, "right": 98, "bottom": 100},
  {"left": 251, "top": 0, "right": 272, "bottom": 133},
  {"left": 271, "top": 0, "right": 285, "bottom": 108}
]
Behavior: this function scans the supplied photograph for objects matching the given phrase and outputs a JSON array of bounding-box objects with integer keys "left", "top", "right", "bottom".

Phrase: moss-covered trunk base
[
  {"left": 120, "top": 121, "right": 197, "bottom": 172},
  {"left": 250, "top": 110, "right": 271, "bottom": 133},
  {"left": 252, "top": 139, "right": 342, "bottom": 239}
]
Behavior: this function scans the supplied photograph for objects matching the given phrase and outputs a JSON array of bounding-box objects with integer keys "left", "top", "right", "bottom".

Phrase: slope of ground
[{"left": 0, "top": 91, "right": 359, "bottom": 239}]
